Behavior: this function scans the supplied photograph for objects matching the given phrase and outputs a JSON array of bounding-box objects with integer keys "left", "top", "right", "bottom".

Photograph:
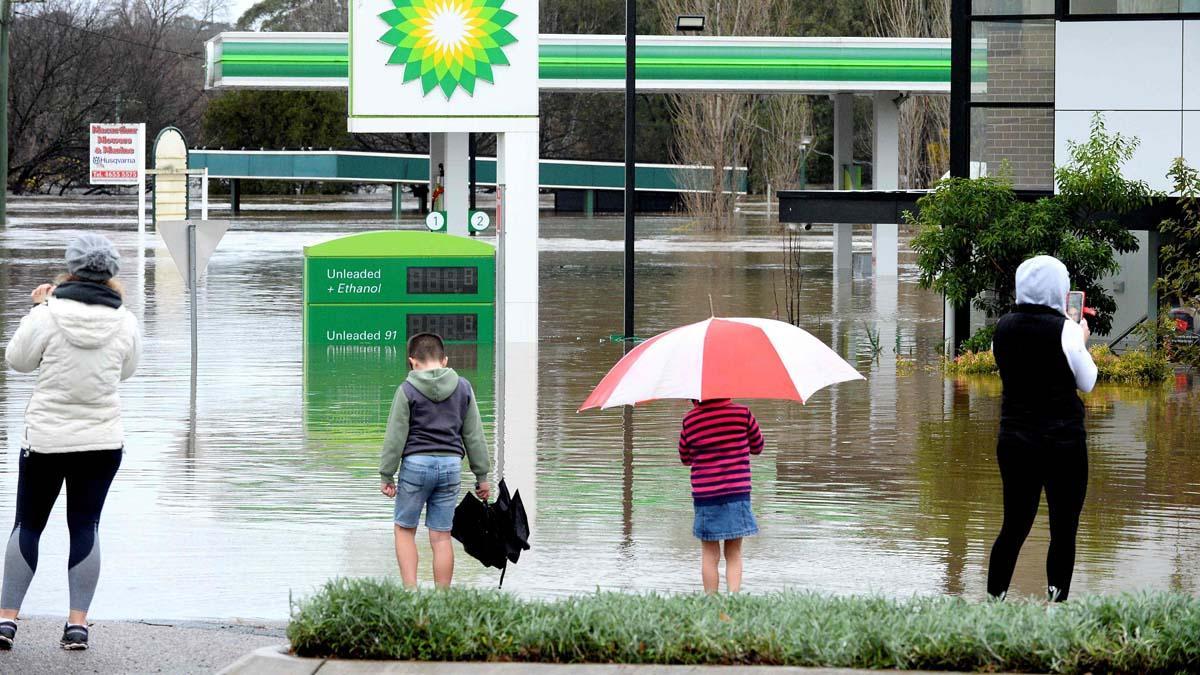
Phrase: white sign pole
[
  {"left": 201, "top": 168, "right": 209, "bottom": 221},
  {"left": 137, "top": 172, "right": 146, "bottom": 235}
]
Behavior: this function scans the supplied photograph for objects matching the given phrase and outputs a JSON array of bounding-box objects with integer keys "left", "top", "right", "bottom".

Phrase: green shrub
[
  {"left": 287, "top": 581, "right": 1200, "bottom": 672},
  {"left": 1090, "top": 345, "right": 1172, "bottom": 385},
  {"left": 943, "top": 350, "right": 998, "bottom": 375},
  {"left": 959, "top": 325, "right": 996, "bottom": 355},
  {"left": 942, "top": 347, "right": 1171, "bottom": 384}
]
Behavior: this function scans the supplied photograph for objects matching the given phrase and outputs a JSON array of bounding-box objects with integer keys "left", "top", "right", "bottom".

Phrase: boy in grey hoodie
[{"left": 379, "top": 333, "right": 490, "bottom": 588}]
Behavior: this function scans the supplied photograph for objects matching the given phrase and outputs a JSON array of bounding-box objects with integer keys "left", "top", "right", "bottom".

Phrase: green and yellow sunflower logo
[{"left": 377, "top": 0, "right": 518, "bottom": 100}]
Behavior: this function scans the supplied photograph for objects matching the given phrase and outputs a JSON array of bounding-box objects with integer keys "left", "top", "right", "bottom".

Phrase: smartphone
[{"left": 1066, "top": 291, "right": 1085, "bottom": 323}]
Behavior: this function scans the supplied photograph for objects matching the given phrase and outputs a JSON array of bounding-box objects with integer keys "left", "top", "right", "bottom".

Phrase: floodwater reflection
[{"left": 0, "top": 194, "right": 1197, "bottom": 621}]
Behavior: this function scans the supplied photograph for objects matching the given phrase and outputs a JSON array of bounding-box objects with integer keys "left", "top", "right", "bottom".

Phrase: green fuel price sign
[{"left": 303, "top": 231, "right": 496, "bottom": 348}]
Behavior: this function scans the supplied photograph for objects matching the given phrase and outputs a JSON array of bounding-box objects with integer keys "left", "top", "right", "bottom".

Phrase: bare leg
[
  {"left": 701, "top": 541, "right": 721, "bottom": 594},
  {"left": 394, "top": 525, "right": 419, "bottom": 588},
  {"left": 429, "top": 530, "right": 454, "bottom": 588},
  {"left": 0, "top": 609, "right": 16, "bottom": 621},
  {"left": 67, "top": 610, "right": 86, "bottom": 625},
  {"left": 723, "top": 538, "right": 743, "bottom": 593}
]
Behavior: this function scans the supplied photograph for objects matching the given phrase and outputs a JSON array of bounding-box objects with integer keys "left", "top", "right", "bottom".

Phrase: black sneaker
[
  {"left": 0, "top": 620, "right": 15, "bottom": 650},
  {"left": 60, "top": 623, "right": 88, "bottom": 651}
]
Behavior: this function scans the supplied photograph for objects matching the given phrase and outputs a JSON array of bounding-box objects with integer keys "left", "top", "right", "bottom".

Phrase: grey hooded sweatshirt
[{"left": 379, "top": 367, "right": 490, "bottom": 485}]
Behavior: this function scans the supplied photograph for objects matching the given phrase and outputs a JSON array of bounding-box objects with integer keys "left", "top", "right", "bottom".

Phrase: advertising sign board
[
  {"left": 347, "top": 0, "right": 538, "bottom": 132},
  {"left": 89, "top": 123, "right": 145, "bottom": 185}
]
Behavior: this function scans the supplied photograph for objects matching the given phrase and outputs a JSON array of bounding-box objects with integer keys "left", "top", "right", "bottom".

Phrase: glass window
[
  {"left": 972, "top": 0, "right": 1055, "bottom": 14},
  {"left": 1070, "top": 0, "right": 1183, "bottom": 13},
  {"left": 970, "top": 20, "right": 1056, "bottom": 104},
  {"left": 970, "top": 107, "right": 1055, "bottom": 191}
]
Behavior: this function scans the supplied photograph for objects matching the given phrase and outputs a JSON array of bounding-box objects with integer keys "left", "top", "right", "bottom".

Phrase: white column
[
  {"left": 872, "top": 92, "right": 900, "bottom": 279},
  {"left": 832, "top": 93, "right": 855, "bottom": 273},
  {"left": 495, "top": 129, "right": 540, "bottom": 528},
  {"left": 944, "top": 296, "right": 956, "bottom": 355},
  {"left": 833, "top": 93, "right": 855, "bottom": 190},
  {"left": 443, "top": 132, "right": 470, "bottom": 236},
  {"left": 201, "top": 168, "right": 210, "bottom": 221},
  {"left": 870, "top": 264, "right": 898, "bottom": 440},
  {"left": 496, "top": 130, "right": 539, "bottom": 344}
]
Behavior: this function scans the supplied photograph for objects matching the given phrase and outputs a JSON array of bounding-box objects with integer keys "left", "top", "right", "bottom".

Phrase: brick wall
[{"left": 974, "top": 20, "right": 1056, "bottom": 190}]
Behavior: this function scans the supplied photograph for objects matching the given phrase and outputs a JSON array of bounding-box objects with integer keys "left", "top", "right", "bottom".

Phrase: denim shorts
[
  {"left": 693, "top": 497, "right": 759, "bottom": 541},
  {"left": 393, "top": 454, "right": 463, "bottom": 531}
]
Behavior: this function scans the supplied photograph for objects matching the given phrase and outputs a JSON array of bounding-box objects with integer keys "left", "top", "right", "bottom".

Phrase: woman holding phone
[{"left": 987, "top": 255, "right": 1097, "bottom": 602}]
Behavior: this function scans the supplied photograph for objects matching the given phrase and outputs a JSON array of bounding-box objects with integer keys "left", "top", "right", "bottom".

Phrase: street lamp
[
  {"left": 675, "top": 15, "right": 706, "bottom": 32},
  {"left": 798, "top": 134, "right": 813, "bottom": 189}
]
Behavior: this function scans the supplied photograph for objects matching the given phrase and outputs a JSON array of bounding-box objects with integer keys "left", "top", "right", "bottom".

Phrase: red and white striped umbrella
[{"left": 580, "top": 317, "right": 864, "bottom": 411}]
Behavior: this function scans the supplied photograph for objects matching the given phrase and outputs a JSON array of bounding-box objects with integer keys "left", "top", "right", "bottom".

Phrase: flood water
[{"left": 2, "top": 193, "right": 1198, "bottom": 621}]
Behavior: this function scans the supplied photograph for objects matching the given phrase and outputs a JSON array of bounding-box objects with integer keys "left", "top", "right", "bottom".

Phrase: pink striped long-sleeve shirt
[{"left": 678, "top": 399, "right": 764, "bottom": 505}]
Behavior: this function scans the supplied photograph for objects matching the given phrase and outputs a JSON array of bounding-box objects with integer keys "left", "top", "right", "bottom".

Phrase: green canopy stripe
[{"left": 211, "top": 37, "right": 981, "bottom": 85}]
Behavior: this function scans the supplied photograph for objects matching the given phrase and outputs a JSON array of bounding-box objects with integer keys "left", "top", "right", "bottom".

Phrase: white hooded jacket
[{"left": 5, "top": 294, "right": 141, "bottom": 453}]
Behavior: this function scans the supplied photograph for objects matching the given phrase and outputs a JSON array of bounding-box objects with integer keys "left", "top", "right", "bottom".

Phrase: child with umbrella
[{"left": 582, "top": 317, "right": 863, "bottom": 593}]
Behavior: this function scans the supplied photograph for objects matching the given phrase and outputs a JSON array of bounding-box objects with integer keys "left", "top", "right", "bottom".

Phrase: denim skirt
[{"left": 693, "top": 497, "right": 759, "bottom": 541}]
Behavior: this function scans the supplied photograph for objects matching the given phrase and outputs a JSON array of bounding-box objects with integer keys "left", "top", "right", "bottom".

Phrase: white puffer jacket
[{"left": 5, "top": 294, "right": 141, "bottom": 453}]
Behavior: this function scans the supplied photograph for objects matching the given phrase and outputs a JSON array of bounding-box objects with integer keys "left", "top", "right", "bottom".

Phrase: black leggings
[
  {"left": 987, "top": 431, "right": 1087, "bottom": 601},
  {"left": 1, "top": 449, "right": 122, "bottom": 613}
]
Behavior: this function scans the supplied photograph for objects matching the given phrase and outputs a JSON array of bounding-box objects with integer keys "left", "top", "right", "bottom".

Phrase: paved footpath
[
  {"left": 222, "top": 646, "right": 1012, "bottom": 675},
  {"left": 0, "top": 616, "right": 287, "bottom": 674}
]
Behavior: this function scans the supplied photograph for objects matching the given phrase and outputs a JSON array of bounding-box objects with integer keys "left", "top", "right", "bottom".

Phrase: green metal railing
[{"left": 188, "top": 150, "right": 748, "bottom": 194}]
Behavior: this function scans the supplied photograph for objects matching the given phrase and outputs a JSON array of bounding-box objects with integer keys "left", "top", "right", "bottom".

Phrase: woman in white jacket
[{"left": 0, "top": 234, "right": 141, "bottom": 652}]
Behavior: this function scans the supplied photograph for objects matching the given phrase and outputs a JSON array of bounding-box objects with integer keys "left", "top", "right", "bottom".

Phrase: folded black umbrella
[
  {"left": 492, "top": 479, "right": 531, "bottom": 564},
  {"left": 451, "top": 478, "right": 531, "bottom": 587}
]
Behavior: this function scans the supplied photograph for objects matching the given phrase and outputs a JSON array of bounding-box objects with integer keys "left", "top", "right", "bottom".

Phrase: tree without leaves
[
  {"left": 867, "top": 0, "right": 950, "bottom": 188},
  {"left": 657, "top": 0, "right": 789, "bottom": 229},
  {"left": 6, "top": 0, "right": 223, "bottom": 194}
]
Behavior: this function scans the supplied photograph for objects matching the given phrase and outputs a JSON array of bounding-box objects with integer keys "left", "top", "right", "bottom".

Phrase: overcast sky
[{"left": 223, "top": 0, "right": 259, "bottom": 26}]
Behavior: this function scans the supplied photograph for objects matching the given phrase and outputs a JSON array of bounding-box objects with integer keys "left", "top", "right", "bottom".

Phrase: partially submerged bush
[
  {"left": 959, "top": 325, "right": 996, "bottom": 355},
  {"left": 943, "top": 350, "right": 998, "bottom": 375},
  {"left": 942, "top": 347, "right": 1171, "bottom": 384},
  {"left": 288, "top": 580, "right": 1200, "bottom": 672},
  {"left": 1090, "top": 346, "right": 1172, "bottom": 385}
]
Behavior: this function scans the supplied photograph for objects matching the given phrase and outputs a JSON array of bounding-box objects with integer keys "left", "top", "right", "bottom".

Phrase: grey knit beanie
[{"left": 65, "top": 233, "right": 121, "bottom": 282}]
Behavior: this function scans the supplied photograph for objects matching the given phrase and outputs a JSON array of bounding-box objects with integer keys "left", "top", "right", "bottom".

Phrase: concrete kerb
[{"left": 219, "top": 646, "right": 1022, "bottom": 675}]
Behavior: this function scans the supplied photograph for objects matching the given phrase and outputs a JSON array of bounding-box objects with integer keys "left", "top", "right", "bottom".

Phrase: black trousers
[
  {"left": 987, "top": 430, "right": 1088, "bottom": 601},
  {"left": 1, "top": 449, "right": 122, "bottom": 612}
]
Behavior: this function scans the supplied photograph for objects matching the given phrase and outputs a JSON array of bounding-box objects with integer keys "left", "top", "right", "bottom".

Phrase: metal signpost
[{"left": 158, "top": 219, "right": 231, "bottom": 367}]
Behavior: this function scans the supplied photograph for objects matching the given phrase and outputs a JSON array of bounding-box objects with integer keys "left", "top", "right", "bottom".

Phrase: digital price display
[
  {"left": 407, "top": 314, "right": 479, "bottom": 342},
  {"left": 407, "top": 266, "right": 479, "bottom": 294}
]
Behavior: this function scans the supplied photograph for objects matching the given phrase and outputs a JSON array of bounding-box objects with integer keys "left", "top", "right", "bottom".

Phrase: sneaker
[
  {"left": 60, "top": 623, "right": 88, "bottom": 651},
  {"left": 0, "top": 620, "right": 15, "bottom": 650}
]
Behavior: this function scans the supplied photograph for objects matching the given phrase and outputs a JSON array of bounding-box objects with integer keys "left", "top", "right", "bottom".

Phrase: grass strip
[{"left": 288, "top": 580, "right": 1200, "bottom": 672}]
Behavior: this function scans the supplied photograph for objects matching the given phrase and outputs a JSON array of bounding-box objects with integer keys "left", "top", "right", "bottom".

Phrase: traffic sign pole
[{"left": 188, "top": 222, "right": 198, "bottom": 371}]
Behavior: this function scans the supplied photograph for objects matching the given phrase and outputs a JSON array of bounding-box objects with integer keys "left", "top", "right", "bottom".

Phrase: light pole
[
  {"left": 1, "top": 0, "right": 40, "bottom": 227},
  {"left": 624, "top": 12, "right": 707, "bottom": 341},
  {"left": 1, "top": 0, "right": 13, "bottom": 227},
  {"left": 623, "top": 1, "right": 636, "bottom": 341}
]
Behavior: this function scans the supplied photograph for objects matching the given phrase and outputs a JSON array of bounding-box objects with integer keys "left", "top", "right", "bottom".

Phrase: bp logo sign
[{"left": 377, "top": 0, "right": 518, "bottom": 100}]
